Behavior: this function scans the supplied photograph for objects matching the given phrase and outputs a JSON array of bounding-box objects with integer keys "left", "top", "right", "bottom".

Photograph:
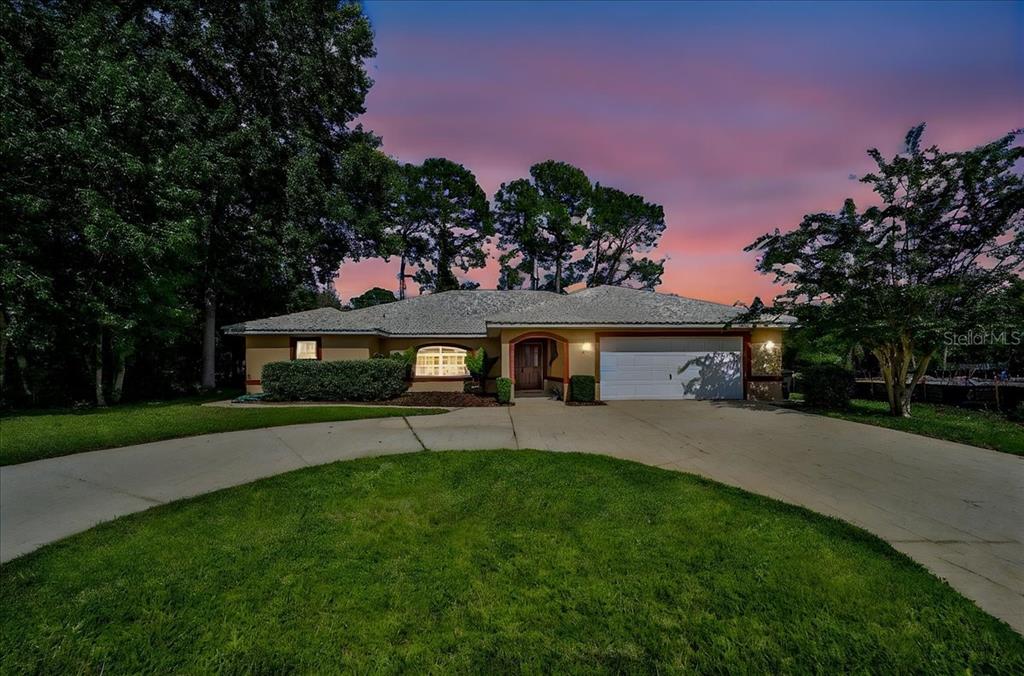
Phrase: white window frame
[
  {"left": 294, "top": 339, "right": 319, "bottom": 360},
  {"left": 415, "top": 346, "right": 469, "bottom": 377}
]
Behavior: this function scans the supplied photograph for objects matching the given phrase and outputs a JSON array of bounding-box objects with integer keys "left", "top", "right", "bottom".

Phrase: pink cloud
[{"left": 338, "top": 14, "right": 1021, "bottom": 307}]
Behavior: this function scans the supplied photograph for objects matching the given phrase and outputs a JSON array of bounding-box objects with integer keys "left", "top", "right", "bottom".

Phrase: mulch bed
[{"left": 385, "top": 392, "right": 508, "bottom": 408}]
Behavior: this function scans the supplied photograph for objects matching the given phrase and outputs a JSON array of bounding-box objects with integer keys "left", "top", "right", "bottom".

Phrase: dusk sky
[{"left": 338, "top": 0, "right": 1023, "bottom": 305}]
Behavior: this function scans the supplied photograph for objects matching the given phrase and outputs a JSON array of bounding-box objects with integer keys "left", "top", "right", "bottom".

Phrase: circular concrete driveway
[{"left": 2, "top": 399, "right": 1021, "bottom": 632}]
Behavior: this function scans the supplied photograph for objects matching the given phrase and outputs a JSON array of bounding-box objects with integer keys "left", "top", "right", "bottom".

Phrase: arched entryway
[{"left": 508, "top": 332, "right": 569, "bottom": 398}]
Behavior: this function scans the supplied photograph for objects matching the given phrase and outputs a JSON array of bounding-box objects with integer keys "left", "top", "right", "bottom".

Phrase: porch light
[
  {"left": 764, "top": 340, "right": 776, "bottom": 351},
  {"left": 581, "top": 342, "right": 592, "bottom": 353}
]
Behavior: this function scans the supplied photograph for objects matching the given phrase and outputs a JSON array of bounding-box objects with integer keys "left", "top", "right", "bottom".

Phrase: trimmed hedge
[
  {"left": 801, "top": 364, "right": 854, "bottom": 409},
  {"left": 570, "top": 375, "right": 596, "bottom": 402},
  {"left": 262, "top": 360, "right": 408, "bottom": 402},
  {"left": 496, "top": 377, "right": 513, "bottom": 404}
]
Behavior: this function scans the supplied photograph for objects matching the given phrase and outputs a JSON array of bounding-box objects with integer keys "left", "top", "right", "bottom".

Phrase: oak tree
[{"left": 747, "top": 125, "right": 1023, "bottom": 417}]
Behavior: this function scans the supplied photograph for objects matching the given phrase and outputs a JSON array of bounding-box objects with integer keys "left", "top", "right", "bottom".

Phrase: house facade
[{"left": 224, "top": 286, "right": 793, "bottom": 402}]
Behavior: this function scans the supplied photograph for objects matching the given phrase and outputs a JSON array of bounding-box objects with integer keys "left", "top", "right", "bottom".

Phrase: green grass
[
  {"left": 0, "top": 392, "right": 444, "bottom": 466},
  {"left": 1, "top": 450, "right": 1020, "bottom": 673},
  {"left": 790, "top": 395, "right": 1024, "bottom": 456}
]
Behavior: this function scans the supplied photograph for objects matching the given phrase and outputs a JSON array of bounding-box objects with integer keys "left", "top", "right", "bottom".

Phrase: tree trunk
[
  {"left": 555, "top": 257, "right": 563, "bottom": 293},
  {"left": 111, "top": 345, "right": 128, "bottom": 404},
  {"left": 15, "top": 353, "right": 32, "bottom": 399},
  {"left": 875, "top": 339, "right": 929, "bottom": 418},
  {"left": 891, "top": 377, "right": 909, "bottom": 417},
  {"left": 0, "top": 311, "right": 7, "bottom": 396},
  {"left": 201, "top": 285, "right": 217, "bottom": 390},
  {"left": 94, "top": 331, "right": 107, "bottom": 407},
  {"left": 873, "top": 347, "right": 894, "bottom": 413},
  {"left": 530, "top": 256, "right": 537, "bottom": 290},
  {"left": 874, "top": 345, "right": 906, "bottom": 417},
  {"left": 398, "top": 256, "right": 407, "bottom": 300},
  {"left": 111, "top": 363, "right": 126, "bottom": 404},
  {"left": 904, "top": 351, "right": 933, "bottom": 417},
  {"left": 589, "top": 240, "right": 603, "bottom": 287}
]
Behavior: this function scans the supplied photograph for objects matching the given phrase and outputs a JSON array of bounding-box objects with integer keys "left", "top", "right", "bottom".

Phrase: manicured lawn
[
  {"left": 790, "top": 395, "right": 1024, "bottom": 456},
  {"left": 0, "top": 393, "right": 444, "bottom": 466},
  {"left": 1, "top": 451, "right": 1020, "bottom": 673}
]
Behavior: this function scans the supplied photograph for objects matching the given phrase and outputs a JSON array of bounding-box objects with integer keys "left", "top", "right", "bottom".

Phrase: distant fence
[{"left": 854, "top": 378, "right": 1023, "bottom": 412}]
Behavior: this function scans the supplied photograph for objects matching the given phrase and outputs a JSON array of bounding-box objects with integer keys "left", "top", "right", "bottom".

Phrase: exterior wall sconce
[
  {"left": 581, "top": 342, "right": 592, "bottom": 353},
  {"left": 764, "top": 340, "right": 776, "bottom": 351}
]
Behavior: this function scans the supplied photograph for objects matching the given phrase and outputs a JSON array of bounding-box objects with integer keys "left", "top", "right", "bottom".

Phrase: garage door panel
[
  {"left": 600, "top": 337, "right": 743, "bottom": 400},
  {"left": 602, "top": 336, "right": 742, "bottom": 353},
  {"left": 675, "top": 351, "right": 742, "bottom": 398}
]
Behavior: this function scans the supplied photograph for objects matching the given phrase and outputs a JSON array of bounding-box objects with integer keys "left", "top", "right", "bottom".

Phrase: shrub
[
  {"left": 800, "top": 364, "right": 854, "bottom": 409},
  {"left": 496, "top": 377, "right": 513, "bottom": 404},
  {"left": 372, "top": 348, "right": 416, "bottom": 379},
  {"left": 262, "top": 360, "right": 408, "bottom": 402},
  {"left": 464, "top": 347, "right": 486, "bottom": 386},
  {"left": 570, "top": 375, "right": 596, "bottom": 402}
]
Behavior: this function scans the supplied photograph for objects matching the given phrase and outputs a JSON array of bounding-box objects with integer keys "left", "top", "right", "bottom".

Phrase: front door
[{"left": 515, "top": 341, "right": 544, "bottom": 390}]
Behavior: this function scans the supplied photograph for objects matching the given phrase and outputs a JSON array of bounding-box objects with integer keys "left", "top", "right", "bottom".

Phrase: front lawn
[
  {"left": 0, "top": 393, "right": 444, "bottom": 466},
  {"left": 791, "top": 395, "right": 1024, "bottom": 456},
  {"left": 1, "top": 451, "right": 1020, "bottom": 673}
]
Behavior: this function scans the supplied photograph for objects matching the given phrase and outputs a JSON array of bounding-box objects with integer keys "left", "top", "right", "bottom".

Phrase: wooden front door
[{"left": 515, "top": 341, "right": 544, "bottom": 390}]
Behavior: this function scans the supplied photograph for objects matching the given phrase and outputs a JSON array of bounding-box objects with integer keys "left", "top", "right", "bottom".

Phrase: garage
[{"left": 599, "top": 336, "right": 744, "bottom": 400}]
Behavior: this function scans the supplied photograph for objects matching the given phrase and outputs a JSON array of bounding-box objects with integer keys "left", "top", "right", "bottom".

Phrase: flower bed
[{"left": 390, "top": 392, "right": 507, "bottom": 407}]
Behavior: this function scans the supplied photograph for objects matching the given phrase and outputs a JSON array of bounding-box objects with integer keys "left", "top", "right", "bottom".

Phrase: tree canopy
[
  {"left": 1, "top": 0, "right": 382, "bottom": 405},
  {"left": 747, "top": 125, "right": 1023, "bottom": 416},
  {"left": 350, "top": 287, "right": 398, "bottom": 310},
  {"left": 530, "top": 161, "right": 592, "bottom": 292},
  {"left": 579, "top": 185, "right": 666, "bottom": 289},
  {"left": 494, "top": 179, "right": 545, "bottom": 290},
  {"left": 494, "top": 162, "right": 666, "bottom": 292},
  {"left": 1, "top": 2, "right": 674, "bottom": 408},
  {"left": 408, "top": 158, "right": 493, "bottom": 294}
]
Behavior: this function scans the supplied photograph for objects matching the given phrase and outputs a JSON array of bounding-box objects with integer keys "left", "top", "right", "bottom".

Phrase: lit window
[
  {"left": 415, "top": 346, "right": 468, "bottom": 377},
  {"left": 295, "top": 340, "right": 319, "bottom": 360}
]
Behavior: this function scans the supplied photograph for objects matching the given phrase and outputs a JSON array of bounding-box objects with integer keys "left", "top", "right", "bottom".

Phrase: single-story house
[{"left": 224, "top": 285, "right": 794, "bottom": 402}]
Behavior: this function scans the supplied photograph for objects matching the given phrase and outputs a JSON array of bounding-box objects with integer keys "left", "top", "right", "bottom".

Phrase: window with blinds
[
  {"left": 294, "top": 340, "right": 319, "bottom": 360},
  {"left": 414, "top": 346, "right": 469, "bottom": 377}
]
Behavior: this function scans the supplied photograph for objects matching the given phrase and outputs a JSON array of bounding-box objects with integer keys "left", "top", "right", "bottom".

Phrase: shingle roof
[
  {"left": 486, "top": 286, "right": 794, "bottom": 326},
  {"left": 221, "top": 307, "right": 371, "bottom": 335},
  {"left": 222, "top": 290, "right": 561, "bottom": 336},
  {"left": 223, "top": 286, "right": 794, "bottom": 336}
]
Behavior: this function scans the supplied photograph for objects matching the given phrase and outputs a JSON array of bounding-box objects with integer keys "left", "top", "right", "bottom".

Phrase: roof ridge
[
  {"left": 254, "top": 305, "right": 345, "bottom": 320},
  {"left": 589, "top": 284, "right": 746, "bottom": 310}
]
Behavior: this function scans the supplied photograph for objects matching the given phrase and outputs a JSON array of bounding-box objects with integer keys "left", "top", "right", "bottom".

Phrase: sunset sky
[{"left": 338, "top": 0, "right": 1023, "bottom": 305}]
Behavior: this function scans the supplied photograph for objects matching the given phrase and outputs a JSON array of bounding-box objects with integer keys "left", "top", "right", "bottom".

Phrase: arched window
[{"left": 415, "top": 346, "right": 469, "bottom": 377}]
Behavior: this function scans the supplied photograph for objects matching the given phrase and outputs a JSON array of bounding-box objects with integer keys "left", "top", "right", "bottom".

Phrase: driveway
[{"left": 2, "top": 399, "right": 1021, "bottom": 632}]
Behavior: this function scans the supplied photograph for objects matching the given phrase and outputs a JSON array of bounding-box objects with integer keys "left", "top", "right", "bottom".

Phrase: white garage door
[{"left": 599, "top": 336, "right": 744, "bottom": 400}]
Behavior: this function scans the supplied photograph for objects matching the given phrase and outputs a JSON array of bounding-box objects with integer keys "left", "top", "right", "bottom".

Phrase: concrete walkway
[{"left": 2, "top": 400, "right": 1021, "bottom": 632}]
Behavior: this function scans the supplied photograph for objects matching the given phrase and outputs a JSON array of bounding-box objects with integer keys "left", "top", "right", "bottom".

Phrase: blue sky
[{"left": 340, "top": 0, "right": 1023, "bottom": 302}]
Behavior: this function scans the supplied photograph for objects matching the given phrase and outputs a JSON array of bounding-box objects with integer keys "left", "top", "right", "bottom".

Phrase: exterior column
[{"left": 562, "top": 338, "right": 569, "bottom": 404}]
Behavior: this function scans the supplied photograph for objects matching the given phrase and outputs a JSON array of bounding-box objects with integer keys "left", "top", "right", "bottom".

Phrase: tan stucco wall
[
  {"left": 747, "top": 327, "right": 785, "bottom": 401},
  {"left": 244, "top": 327, "right": 788, "bottom": 399},
  {"left": 244, "top": 336, "right": 290, "bottom": 393},
  {"left": 408, "top": 380, "right": 466, "bottom": 393},
  {"left": 321, "top": 335, "right": 374, "bottom": 363},
  {"left": 749, "top": 327, "right": 784, "bottom": 377},
  {"left": 499, "top": 326, "right": 788, "bottom": 402},
  {"left": 750, "top": 327, "right": 784, "bottom": 345},
  {"left": 383, "top": 336, "right": 501, "bottom": 393},
  {"left": 244, "top": 334, "right": 500, "bottom": 394},
  {"left": 381, "top": 337, "right": 500, "bottom": 366},
  {"left": 500, "top": 328, "right": 598, "bottom": 400},
  {"left": 748, "top": 381, "right": 784, "bottom": 401}
]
